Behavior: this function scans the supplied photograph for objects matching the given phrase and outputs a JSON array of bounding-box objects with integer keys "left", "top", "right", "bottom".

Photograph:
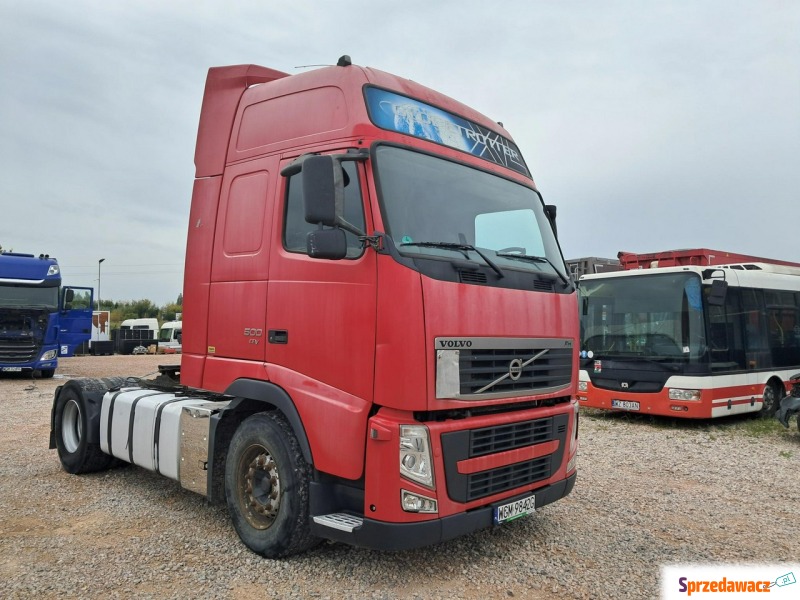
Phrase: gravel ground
[{"left": 1, "top": 355, "right": 798, "bottom": 599}]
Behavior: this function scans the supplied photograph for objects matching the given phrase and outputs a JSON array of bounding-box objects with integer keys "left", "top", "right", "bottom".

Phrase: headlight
[
  {"left": 41, "top": 349, "right": 58, "bottom": 361},
  {"left": 399, "top": 425, "right": 434, "bottom": 488},
  {"left": 47, "top": 265, "right": 60, "bottom": 276},
  {"left": 668, "top": 388, "right": 701, "bottom": 401},
  {"left": 578, "top": 381, "right": 588, "bottom": 392}
]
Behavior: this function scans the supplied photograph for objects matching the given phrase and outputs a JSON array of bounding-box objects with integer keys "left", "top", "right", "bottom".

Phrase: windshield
[
  {"left": 0, "top": 284, "right": 59, "bottom": 310},
  {"left": 373, "top": 146, "right": 567, "bottom": 281},
  {"left": 158, "top": 327, "right": 174, "bottom": 343},
  {"left": 579, "top": 272, "right": 707, "bottom": 362}
]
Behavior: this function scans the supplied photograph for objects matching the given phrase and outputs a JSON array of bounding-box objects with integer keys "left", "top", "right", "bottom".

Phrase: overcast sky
[{"left": 1, "top": 1, "right": 798, "bottom": 305}]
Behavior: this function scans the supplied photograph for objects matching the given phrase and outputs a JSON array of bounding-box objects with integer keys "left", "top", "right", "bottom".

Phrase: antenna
[{"left": 294, "top": 55, "right": 352, "bottom": 70}]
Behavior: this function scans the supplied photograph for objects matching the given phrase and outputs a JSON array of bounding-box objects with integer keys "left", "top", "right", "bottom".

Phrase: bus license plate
[
  {"left": 494, "top": 494, "right": 535, "bottom": 524},
  {"left": 2, "top": 367, "right": 23, "bottom": 372},
  {"left": 612, "top": 399, "right": 640, "bottom": 411}
]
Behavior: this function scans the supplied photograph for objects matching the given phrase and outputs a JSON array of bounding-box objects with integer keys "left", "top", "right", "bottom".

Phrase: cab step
[{"left": 312, "top": 513, "right": 363, "bottom": 532}]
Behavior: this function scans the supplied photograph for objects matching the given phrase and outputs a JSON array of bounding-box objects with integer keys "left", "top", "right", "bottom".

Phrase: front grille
[
  {"left": 469, "top": 456, "right": 552, "bottom": 499},
  {"left": 471, "top": 417, "right": 554, "bottom": 456},
  {"left": 592, "top": 377, "right": 664, "bottom": 393},
  {"left": 459, "top": 347, "right": 572, "bottom": 396},
  {"left": 0, "top": 340, "right": 38, "bottom": 363},
  {"left": 441, "top": 413, "right": 568, "bottom": 503}
]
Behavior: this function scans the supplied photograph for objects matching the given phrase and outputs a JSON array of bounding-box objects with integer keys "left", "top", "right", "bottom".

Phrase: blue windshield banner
[{"left": 364, "top": 86, "right": 529, "bottom": 176}]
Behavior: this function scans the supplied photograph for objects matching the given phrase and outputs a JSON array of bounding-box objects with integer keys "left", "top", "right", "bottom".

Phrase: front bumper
[{"left": 310, "top": 471, "right": 576, "bottom": 551}]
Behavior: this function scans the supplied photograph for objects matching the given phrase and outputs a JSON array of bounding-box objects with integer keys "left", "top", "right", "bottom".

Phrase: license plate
[
  {"left": 494, "top": 494, "right": 535, "bottom": 524},
  {"left": 611, "top": 399, "right": 640, "bottom": 411},
  {"left": 2, "top": 367, "right": 23, "bottom": 372}
]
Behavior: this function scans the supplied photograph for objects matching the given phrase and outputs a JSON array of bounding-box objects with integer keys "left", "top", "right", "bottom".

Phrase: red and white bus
[{"left": 577, "top": 263, "right": 800, "bottom": 418}]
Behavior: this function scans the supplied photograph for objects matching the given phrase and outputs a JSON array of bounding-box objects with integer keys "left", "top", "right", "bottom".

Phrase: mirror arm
[
  {"left": 280, "top": 149, "right": 369, "bottom": 178},
  {"left": 336, "top": 218, "right": 365, "bottom": 238},
  {"left": 359, "top": 234, "right": 383, "bottom": 252}
]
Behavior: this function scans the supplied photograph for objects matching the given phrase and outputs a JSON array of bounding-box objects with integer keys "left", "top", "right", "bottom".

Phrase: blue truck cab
[{"left": 0, "top": 252, "right": 93, "bottom": 378}]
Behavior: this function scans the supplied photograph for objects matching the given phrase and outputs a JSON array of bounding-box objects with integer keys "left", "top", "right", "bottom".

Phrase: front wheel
[
  {"left": 54, "top": 385, "right": 114, "bottom": 474},
  {"left": 760, "top": 382, "right": 781, "bottom": 416},
  {"left": 225, "top": 412, "right": 319, "bottom": 557}
]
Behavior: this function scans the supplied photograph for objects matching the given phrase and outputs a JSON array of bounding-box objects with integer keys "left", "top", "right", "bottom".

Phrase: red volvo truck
[{"left": 51, "top": 57, "right": 579, "bottom": 557}]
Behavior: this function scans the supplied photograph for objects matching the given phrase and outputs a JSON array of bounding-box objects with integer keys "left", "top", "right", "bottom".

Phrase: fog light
[
  {"left": 401, "top": 489, "right": 438, "bottom": 513},
  {"left": 668, "top": 388, "right": 701, "bottom": 401},
  {"left": 567, "top": 455, "right": 577, "bottom": 473},
  {"left": 41, "top": 349, "right": 58, "bottom": 361}
]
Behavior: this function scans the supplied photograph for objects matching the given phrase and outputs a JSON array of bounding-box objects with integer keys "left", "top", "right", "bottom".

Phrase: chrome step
[{"left": 312, "top": 513, "right": 363, "bottom": 532}]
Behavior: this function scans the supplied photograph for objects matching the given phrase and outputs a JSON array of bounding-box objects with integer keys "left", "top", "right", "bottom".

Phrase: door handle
[{"left": 268, "top": 330, "right": 288, "bottom": 344}]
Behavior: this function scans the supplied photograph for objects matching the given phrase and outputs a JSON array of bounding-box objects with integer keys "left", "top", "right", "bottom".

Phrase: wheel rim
[
  {"left": 237, "top": 444, "right": 281, "bottom": 530},
  {"left": 62, "top": 399, "right": 82, "bottom": 453}
]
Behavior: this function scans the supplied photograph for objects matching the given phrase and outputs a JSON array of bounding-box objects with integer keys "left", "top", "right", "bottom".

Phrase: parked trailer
[{"left": 51, "top": 57, "right": 579, "bottom": 557}]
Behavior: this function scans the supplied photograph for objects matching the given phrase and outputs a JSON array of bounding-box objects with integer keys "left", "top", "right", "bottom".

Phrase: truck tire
[
  {"left": 38, "top": 369, "right": 55, "bottom": 379},
  {"left": 54, "top": 385, "right": 114, "bottom": 474},
  {"left": 225, "top": 411, "right": 319, "bottom": 557}
]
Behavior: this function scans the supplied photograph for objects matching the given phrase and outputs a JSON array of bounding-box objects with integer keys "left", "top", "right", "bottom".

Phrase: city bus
[{"left": 577, "top": 263, "right": 800, "bottom": 418}]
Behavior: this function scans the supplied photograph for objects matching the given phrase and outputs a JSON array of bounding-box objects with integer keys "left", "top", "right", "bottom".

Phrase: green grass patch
[{"left": 582, "top": 405, "right": 795, "bottom": 440}]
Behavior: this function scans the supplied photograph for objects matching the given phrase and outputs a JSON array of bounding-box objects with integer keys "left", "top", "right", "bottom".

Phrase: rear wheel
[
  {"left": 54, "top": 385, "right": 114, "bottom": 474},
  {"left": 225, "top": 412, "right": 319, "bottom": 557}
]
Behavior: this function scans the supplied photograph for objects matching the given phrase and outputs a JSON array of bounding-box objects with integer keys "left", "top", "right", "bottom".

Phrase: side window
[{"left": 283, "top": 161, "right": 366, "bottom": 259}]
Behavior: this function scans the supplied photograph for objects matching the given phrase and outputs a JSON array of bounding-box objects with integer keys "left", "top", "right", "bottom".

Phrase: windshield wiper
[
  {"left": 496, "top": 252, "right": 572, "bottom": 288},
  {"left": 400, "top": 242, "right": 505, "bottom": 278}
]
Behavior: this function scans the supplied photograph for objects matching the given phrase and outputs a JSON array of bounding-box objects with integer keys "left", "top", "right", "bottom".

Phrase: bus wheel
[
  {"left": 225, "top": 412, "right": 319, "bottom": 557},
  {"left": 759, "top": 382, "right": 781, "bottom": 417},
  {"left": 54, "top": 385, "right": 114, "bottom": 474}
]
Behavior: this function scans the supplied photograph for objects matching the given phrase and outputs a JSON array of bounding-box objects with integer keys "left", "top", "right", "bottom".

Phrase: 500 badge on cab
[{"left": 244, "top": 328, "right": 263, "bottom": 344}]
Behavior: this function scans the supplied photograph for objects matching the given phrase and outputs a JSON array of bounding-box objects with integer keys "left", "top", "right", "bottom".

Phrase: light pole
[{"left": 97, "top": 258, "right": 105, "bottom": 341}]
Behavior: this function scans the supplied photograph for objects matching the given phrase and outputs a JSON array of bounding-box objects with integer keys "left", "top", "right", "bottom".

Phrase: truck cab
[
  {"left": 180, "top": 59, "right": 579, "bottom": 550},
  {"left": 0, "top": 252, "right": 92, "bottom": 377},
  {"left": 52, "top": 58, "right": 579, "bottom": 557}
]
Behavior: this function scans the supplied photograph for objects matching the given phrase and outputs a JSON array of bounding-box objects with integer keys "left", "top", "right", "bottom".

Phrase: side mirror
[
  {"left": 307, "top": 229, "right": 347, "bottom": 260},
  {"left": 64, "top": 288, "right": 75, "bottom": 303},
  {"left": 545, "top": 204, "right": 558, "bottom": 237},
  {"left": 302, "top": 155, "right": 343, "bottom": 227},
  {"left": 707, "top": 279, "right": 729, "bottom": 306}
]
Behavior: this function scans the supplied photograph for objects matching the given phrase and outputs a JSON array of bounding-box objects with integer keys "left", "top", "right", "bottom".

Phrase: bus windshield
[{"left": 579, "top": 272, "right": 706, "bottom": 362}]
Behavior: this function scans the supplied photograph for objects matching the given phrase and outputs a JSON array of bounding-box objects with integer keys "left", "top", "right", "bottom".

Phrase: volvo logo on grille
[
  {"left": 474, "top": 348, "right": 551, "bottom": 394},
  {"left": 508, "top": 359, "right": 523, "bottom": 381}
]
